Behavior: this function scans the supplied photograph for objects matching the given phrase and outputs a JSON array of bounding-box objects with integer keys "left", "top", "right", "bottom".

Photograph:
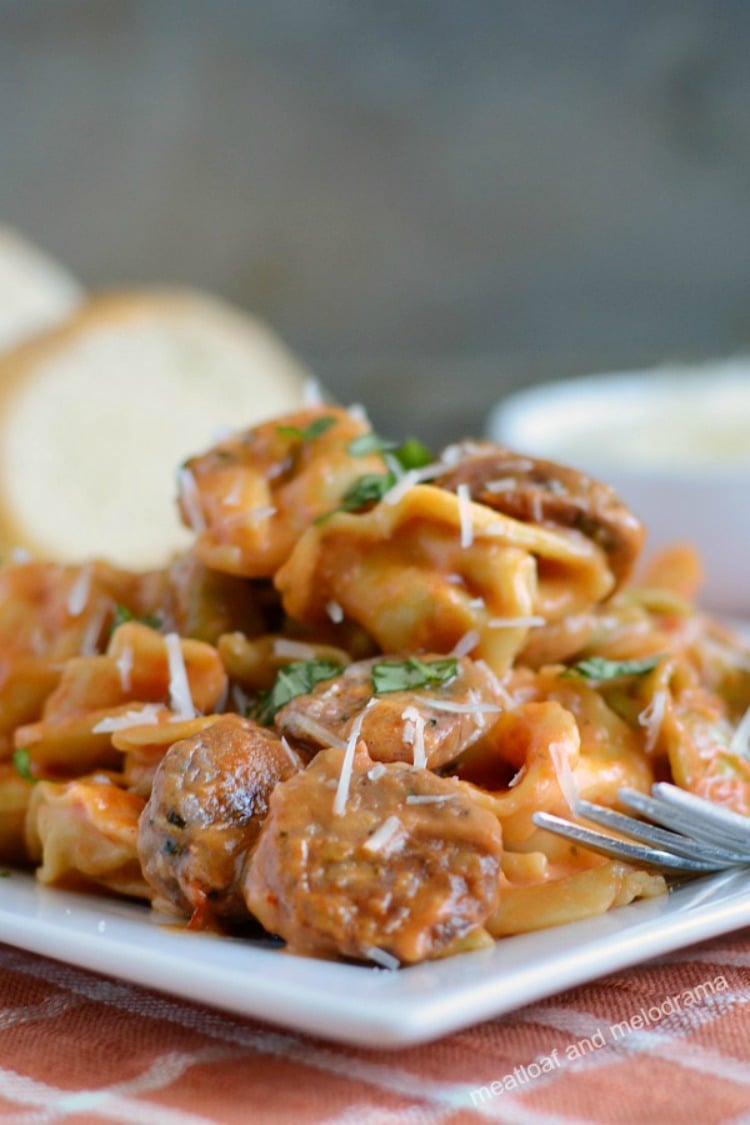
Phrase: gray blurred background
[{"left": 1, "top": 0, "right": 749, "bottom": 444}]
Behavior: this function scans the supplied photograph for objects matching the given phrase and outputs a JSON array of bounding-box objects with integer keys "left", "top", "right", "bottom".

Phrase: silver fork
[{"left": 532, "top": 783, "right": 750, "bottom": 874}]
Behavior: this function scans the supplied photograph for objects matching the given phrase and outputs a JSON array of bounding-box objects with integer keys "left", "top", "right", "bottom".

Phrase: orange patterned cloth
[{"left": 1, "top": 930, "right": 750, "bottom": 1123}]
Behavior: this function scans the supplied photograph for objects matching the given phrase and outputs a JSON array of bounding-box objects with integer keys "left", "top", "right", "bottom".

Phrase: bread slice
[
  {"left": 0, "top": 289, "right": 313, "bottom": 568},
  {"left": 0, "top": 226, "right": 82, "bottom": 349}
]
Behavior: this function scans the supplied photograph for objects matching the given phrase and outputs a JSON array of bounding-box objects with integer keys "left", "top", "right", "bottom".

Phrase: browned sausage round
[
  {"left": 274, "top": 654, "right": 502, "bottom": 769},
  {"left": 435, "top": 443, "right": 644, "bottom": 587},
  {"left": 243, "top": 746, "right": 504, "bottom": 964},
  {"left": 138, "top": 714, "right": 299, "bottom": 924}
]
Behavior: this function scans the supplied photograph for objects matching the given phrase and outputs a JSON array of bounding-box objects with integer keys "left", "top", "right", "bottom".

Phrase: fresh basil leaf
[
  {"left": 12, "top": 747, "right": 36, "bottom": 784},
  {"left": 563, "top": 655, "right": 662, "bottom": 682},
  {"left": 251, "top": 659, "right": 344, "bottom": 724},
  {"left": 277, "top": 416, "right": 337, "bottom": 442},
  {"left": 372, "top": 656, "right": 459, "bottom": 695}
]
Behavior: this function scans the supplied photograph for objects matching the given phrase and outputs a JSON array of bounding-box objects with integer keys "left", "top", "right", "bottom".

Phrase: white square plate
[{"left": 2, "top": 866, "right": 750, "bottom": 1047}]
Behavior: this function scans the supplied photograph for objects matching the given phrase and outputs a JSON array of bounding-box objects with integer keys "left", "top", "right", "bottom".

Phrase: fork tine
[
  {"left": 652, "top": 783, "right": 750, "bottom": 840},
  {"left": 619, "top": 788, "right": 750, "bottom": 859},
  {"left": 574, "top": 799, "right": 750, "bottom": 866},
  {"left": 532, "top": 811, "right": 726, "bottom": 873}
]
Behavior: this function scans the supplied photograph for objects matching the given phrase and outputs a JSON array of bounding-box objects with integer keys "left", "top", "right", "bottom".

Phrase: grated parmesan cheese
[
  {"left": 362, "top": 815, "right": 406, "bottom": 856},
  {"left": 272, "top": 638, "right": 319, "bottom": 661},
  {"left": 412, "top": 695, "right": 501, "bottom": 716},
  {"left": 347, "top": 403, "right": 369, "bottom": 424},
  {"left": 401, "top": 704, "right": 427, "bottom": 768},
  {"left": 405, "top": 794, "right": 454, "bottom": 805},
  {"left": 367, "top": 762, "right": 387, "bottom": 781},
  {"left": 382, "top": 463, "right": 444, "bottom": 505},
  {"left": 279, "top": 735, "right": 302, "bottom": 770},
  {"left": 67, "top": 564, "right": 92, "bottom": 617},
  {"left": 177, "top": 467, "right": 206, "bottom": 533},
  {"left": 487, "top": 615, "right": 546, "bottom": 629},
  {"left": 326, "top": 600, "right": 345, "bottom": 624},
  {"left": 93, "top": 704, "right": 163, "bottom": 733},
  {"left": 483, "top": 477, "right": 517, "bottom": 493},
  {"left": 79, "top": 606, "right": 107, "bottom": 656},
  {"left": 246, "top": 504, "right": 276, "bottom": 523},
  {"left": 332, "top": 704, "right": 371, "bottom": 815},
  {"left": 165, "top": 632, "right": 196, "bottom": 720},
  {"left": 508, "top": 765, "right": 526, "bottom": 788},
  {"left": 549, "top": 740, "right": 580, "bottom": 813},
  {"left": 638, "top": 690, "right": 668, "bottom": 754},
  {"left": 457, "top": 483, "right": 474, "bottom": 548},
  {"left": 451, "top": 629, "right": 480, "bottom": 657},
  {"left": 116, "top": 645, "right": 134, "bottom": 692},
  {"left": 366, "top": 946, "right": 400, "bottom": 971},
  {"left": 220, "top": 479, "right": 243, "bottom": 507},
  {"left": 290, "top": 713, "right": 348, "bottom": 751}
]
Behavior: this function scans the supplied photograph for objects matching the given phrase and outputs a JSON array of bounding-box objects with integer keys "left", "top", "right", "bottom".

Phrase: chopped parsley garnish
[
  {"left": 12, "top": 748, "right": 36, "bottom": 784},
  {"left": 372, "top": 656, "right": 459, "bottom": 695},
  {"left": 110, "top": 604, "right": 162, "bottom": 636},
  {"left": 277, "top": 416, "right": 337, "bottom": 442},
  {"left": 0, "top": 871, "right": 9, "bottom": 878},
  {"left": 348, "top": 432, "right": 433, "bottom": 471},
  {"left": 316, "top": 433, "right": 434, "bottom": 522},
  {"left": 562, "top": 655, "right": 662, "bottom": 682},
  {"left": 339, "top": 472, "right": 395, "bottom": 510},
  {"left": 391, "top": 437, "right": 433, "bottom": 471},
  {"left": 250, "top": 659, "right": 344, "bottom": 724}
]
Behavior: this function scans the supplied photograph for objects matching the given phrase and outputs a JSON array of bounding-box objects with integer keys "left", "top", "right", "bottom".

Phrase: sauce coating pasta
[{"left": 3, "top": 406, "right": 749, "bottom": 967}]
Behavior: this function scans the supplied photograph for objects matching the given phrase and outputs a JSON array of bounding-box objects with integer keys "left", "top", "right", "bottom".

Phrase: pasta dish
[{"left": 2, "top": 405, "right": 749, "bottom": 969}]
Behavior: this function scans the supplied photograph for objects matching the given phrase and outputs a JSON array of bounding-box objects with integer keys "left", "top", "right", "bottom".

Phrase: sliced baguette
[
  {"left": 0, "top": 289, "right": 313, "bottom": 568},
  {"left": 0, "top": 226, "right": 82, "bottom": 349}
]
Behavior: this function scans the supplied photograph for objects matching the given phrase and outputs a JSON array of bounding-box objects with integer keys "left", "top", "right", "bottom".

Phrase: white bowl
[{"left": 487, "top": 361, "right": 750, "bottom": 615}]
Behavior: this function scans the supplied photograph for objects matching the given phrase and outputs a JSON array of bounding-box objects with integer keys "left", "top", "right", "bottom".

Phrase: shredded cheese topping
[
  {"left": 401, "top": 704, "right": 427, "bottom": 768},
  {"left": 67, "top": 564, "right": 92, "bottom": 617},
  {"left": 412, "top": 695, "right": 501, "bottom": 716},
  {"left": 332, "top": 704, "right": 370, "bottom": 815},
  {"left": 93, "top": 704, "right": 163, "bottom": 733},
  {"left": 487, "top": 615, "right": 546, "bottom": 629},
  {"left": 272, "top": 638, "right": 320, "bottom": 661},
  {"left": 177, "top": 467, "right": 206, "bottom": 533},
  {"left": 165, "top": 632, "right": 196, "bottom": 720},
  {"left": 289, "top": 712, "right": 348, "bottom": 751},
  {"left": 326, "top": 600, "right": 345, "bottom": 624},
  {"left": 365, "top": 946, "right": 400, "bottom": 971},
  {"left": 451, "top": 629, "right": 480, "bottom": 657},
  {"left": 382, "top": 464, "right": 443, "bottom": 506},
  {"left": 484, "top": 477, "right": 518, "bottom": 493},
  {"left": 79, "top": 606, "right": 107, "bottom": 656},
  {"left": 549, "top": 740, "right": 580, "bottom": 813},
  {"left": 405, "top": 794, "right": 454, "bottom": 805},
  {"left": 457, "top": 483, "right": 474, "bottom": 548},
  {"left": 638, "top": 690, "right": 668, "bottom": 754},
  {"left": 279, "top": 735, "right": 302, "bottom": 770},
  {"left": 116, "top": 645, "right": 134, "bottom": 692},
  {"left": 362, "top": 815, "right": 406, "bottom": 856}
]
